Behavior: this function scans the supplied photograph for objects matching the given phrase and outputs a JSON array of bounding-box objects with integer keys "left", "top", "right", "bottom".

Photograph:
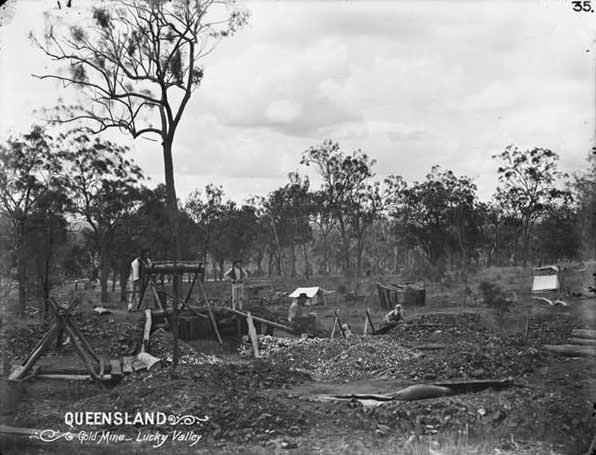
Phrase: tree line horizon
[{"left": 1, "top": 126, "right": 595, "bottom": 314}]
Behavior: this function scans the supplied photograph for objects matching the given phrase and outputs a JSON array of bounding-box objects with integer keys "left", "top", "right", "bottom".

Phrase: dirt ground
[{"left": 1, "top": 265, "right": 595, "bottom": 455}]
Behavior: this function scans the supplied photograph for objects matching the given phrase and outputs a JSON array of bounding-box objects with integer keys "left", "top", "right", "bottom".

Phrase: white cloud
[
  {"left": 264, "top": 99, "right": 303, "bottom": 124},
  {"left": 1, "top": 0, "right": 593, "bottom": 203}
]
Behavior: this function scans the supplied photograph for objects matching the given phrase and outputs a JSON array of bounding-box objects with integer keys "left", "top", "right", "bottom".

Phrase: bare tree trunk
[
  {"left": 267, "top": 250, "right": 274, "bottom": 277},
  {"left": 289, "top": 244, "right": 296, "bottom": 277},
  {"left": 338, "top": 219, "right": 351, "bottom": 277},
  {"left": 16, "top": 223, "right": 26, "bottom": 316},
  {"left": 303, "top": 243, "right": 310, "bottom": 279},
  {"left": 99, "top": 242, "right": 109, "bottom": 303},
  {"left": 163, "top": 139, "right": 181, "bottom": 370}
]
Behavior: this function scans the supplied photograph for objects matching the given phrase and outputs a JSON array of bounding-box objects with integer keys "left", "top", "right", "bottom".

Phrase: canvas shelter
[
  {"left": 531, "top": 265, "right": 560, "bottom": 293},
  {"left": 288, "top": 287, "right": 333, "bottom": 306}
]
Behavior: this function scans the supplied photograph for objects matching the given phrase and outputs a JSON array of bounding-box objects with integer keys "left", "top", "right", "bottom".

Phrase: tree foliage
[
  {"left": 493, "top": 145, "right": 570, "bottom": 264},
  {"left": 0, "top": 126, "right": 64, "bottom": 313},
  {"left": 60, "top": 132, "right": 145, "bottom": 302}
]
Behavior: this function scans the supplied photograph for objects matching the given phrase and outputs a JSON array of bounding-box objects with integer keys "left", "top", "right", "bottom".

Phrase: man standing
[
  {"left": 128, "top": 248, "right": 151, "bottom": 312},
  {"left": 224, "top": 259, "right": 247, "bottom": 310}
]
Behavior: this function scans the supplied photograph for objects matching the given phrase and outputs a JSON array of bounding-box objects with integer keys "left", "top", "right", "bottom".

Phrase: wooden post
[
  {"left": 142, "top": 309, "right": 152, "bottom": 353},
  {"left": 246, "top": 312, "right": 260, "bottom": 358},
  {"left": 330, "top": 316, "right": 337, "bottom": 339},
  {"left": 198, "top": 280, "right": 223, "bottom": 344},
  {"left": 363, "top": 315, "right": 369, "bottom": 335},
  {"left": 365, "top": 310, "right": 376, "bottom": 334},
  {"left": 524, "top": 317, "right": 530, "bottom": 343},
  {"left": 334, "top": 310, "right": 346, "bottom": 339}
]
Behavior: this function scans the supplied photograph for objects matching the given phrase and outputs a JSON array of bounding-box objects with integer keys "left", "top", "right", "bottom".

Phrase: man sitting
[
  {"left": 384, "top": 303, "right": 404, "bottom": 324},
  {"left": 289, "top": 293, "right": 316, "bottom": 333},
  {"left": 375, "top": 303, "right": 405, "bottom": 334}
]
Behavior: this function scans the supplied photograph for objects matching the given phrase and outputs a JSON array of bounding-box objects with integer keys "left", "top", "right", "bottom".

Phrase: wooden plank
[
  {"left": 571, "top": 329, "right": 596, "bottom": 340},
  {"left": 122, "top": 357, "right": 134, "bottom": 374},
  {"left": 110, "top": 359, "right": 122, "bottom": 377},
  {"left": 568, "top": 337, "right": 596, "bottom": 346},
  {"left": 36, "top": 374, "right": 113, "bottom": 381},
  {"left": 544, "top": 344, "right": 596, "bottom": 357},
  {"left": 246, "top": 312, "right": 260, "bottom": 358}
]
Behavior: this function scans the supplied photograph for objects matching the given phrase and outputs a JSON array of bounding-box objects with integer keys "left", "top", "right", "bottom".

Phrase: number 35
[{"left": 572, "top": 0, "right": 593, "bottom": 11}]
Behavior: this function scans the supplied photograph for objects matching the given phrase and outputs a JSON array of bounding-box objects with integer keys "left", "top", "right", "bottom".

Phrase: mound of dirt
[
  {"left": 69, "top": 362, "right": 311, "bottom": 442},
  {"left": 387, "top": 337, "right": 545, "bottom": 380},
  {"left": 388, "top": 312, "right": 495, "bottom": 344},
  {"left": 323, "top": 386, "right": 593, "bottom": 453},
  {"left": 239, "top": 335, "right": 422, "bottom": 379},
  {"left": 149, "top": 328, "right": 222, "bottom": 366},
  {"left": 6, "top": 314, "right": 142, "bottom": 360}
]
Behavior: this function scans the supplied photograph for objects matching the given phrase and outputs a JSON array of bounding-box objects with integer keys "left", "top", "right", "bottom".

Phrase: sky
[{"left": 0, "top": 0, "right": 595, "bottom": 203}]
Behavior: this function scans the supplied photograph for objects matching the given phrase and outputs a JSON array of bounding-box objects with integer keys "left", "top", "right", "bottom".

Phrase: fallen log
[
  {"left": 544, "top": 344, "right": 596, "bottom": 357},
  {"left": 570, "top": 329, "right": 596, "bottom": 340}
]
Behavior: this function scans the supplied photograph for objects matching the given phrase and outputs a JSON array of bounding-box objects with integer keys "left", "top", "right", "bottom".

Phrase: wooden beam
[
  {"left": 568, "top": 337, "right": 596, "bottom": 346},
  {"left": 571, "top": 329, "right": 596, "bottom": 339},
  {"left": 198, "top": 280, "right": 223, "bottom": 345},
  {"left": 330, "top": 316, "right": 337, "bottom": 339},
  {"left": 9, "top": 323, "right": 60, "bottom": 381},
  {"left": 225, "top": 308, "right": 295, "bottom": 333},
  {"left": 334, "top": 311, "right": 346, "bottom": 338},
  {"left": 544, "top": 344, "right": 596, "bottom": 357}
]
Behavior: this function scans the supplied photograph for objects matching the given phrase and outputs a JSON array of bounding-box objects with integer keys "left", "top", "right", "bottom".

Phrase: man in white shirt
[
  {"left": 224, "top": 259, "right": 246, "bottom": 310},
  {"left": 128, "top": 249, "right": 151, "bottom": 311}
]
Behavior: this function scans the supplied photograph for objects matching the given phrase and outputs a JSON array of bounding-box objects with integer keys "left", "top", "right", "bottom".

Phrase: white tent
[
  {"left": 531, "top": 266, "right": 560, "bottom": 293},
  {"left": 288, "top": 287, "right": 334, "bottom": 306}
]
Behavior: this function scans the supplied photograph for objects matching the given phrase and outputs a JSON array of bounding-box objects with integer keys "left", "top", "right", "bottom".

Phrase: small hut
[{"left": 531, "top": 265, "right": 560, "bottom": 293}]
